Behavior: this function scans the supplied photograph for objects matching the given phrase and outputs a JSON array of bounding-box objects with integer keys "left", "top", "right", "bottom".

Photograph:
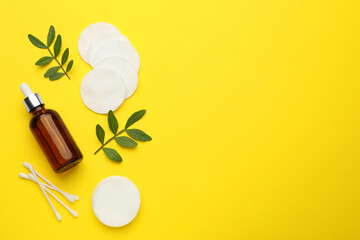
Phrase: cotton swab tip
[
  {"left": 55, "top": 212, "right": 62, "bottom": 221},
  {"left": 69, "top": 209, "right": 79, "bottom": 218},
  {"left": 66, "top": 196, "right": 75, "bottom": 203},
  {"left": 28, "top": 173, "right": 35, "bottom": 180},
  {"left": 19, "top": 173, "right": 28, "bottom": 179}
]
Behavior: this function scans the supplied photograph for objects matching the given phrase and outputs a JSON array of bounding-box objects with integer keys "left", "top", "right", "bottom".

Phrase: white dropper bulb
[{"left": 20, "top": 83, "right": 34, "bottom": 97}]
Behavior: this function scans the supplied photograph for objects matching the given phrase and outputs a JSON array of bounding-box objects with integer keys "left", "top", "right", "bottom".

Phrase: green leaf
[
  {"left": 35, "top": 56, "right": 53, "bottom": 66},
  {"left": 54, "top": 35, "right": 62, "bottom": 57},
  {"left": 126, "top": 129, "right": 152, "bottom": 141},
  {"left": 28, "top": 34, "right": 47, "bottom": 49},
  {"left": 125, "top": 110, "right": 146, "bottom": 129},
  {"left": 61, "top": 48, "right": 69, "bottom": 65},
  {"left": 66, "top": 60, "right": 73, "bottom": 72},
  {"left": 47, "top": 25, "right": 55, "bottom": 47},
  {"left": 96, "top": 124, "right": 105, "bottom": 144},
  {"left": 44, "top": 66, "right": 60, "bottom": 77},
  {"left": 49, "top": 72, "right": 65, "bottom": 81},
  {"left": 115, "top": 136, "right": 138, "bottom": 147},
  {"left": 103, "top": 148, "right": 122, "bottom": 162},
  {"left": 108, "top": 110, "right": 118, "bottom": 134}
]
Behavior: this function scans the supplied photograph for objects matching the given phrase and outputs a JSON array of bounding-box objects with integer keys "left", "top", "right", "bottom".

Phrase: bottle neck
[{"left": 30, "top": 105, "right": 46, "bottom": 116}]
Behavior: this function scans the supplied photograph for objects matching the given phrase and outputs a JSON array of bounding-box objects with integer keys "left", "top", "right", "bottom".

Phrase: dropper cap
[{"left": 20, "top": 83, "right": 44, "bottom": 112}]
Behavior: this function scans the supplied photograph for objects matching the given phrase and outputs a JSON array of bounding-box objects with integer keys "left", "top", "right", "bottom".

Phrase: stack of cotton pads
[{"left": 78, "top": 22, "right": 140, "bottom": 114}]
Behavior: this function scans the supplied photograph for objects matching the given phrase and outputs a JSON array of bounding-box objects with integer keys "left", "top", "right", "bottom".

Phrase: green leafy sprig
[
  {"left": 28, "top": 25, "right": 73, "bottom": 80},
  {"left": 95, "top": 110, "right": 152, "bottom": 162}
]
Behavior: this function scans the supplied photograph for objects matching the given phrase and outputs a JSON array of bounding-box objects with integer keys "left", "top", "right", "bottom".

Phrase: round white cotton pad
[
  {"left": 78, "top": 22, "right": 123, "bottom": 63},
  {"left": 87, "top": 30, "right": 130, "bottom": 64},
  {"left": 94, "top": 57, "right": 138, "bottom": 99},
  {"left": 91, "top": 40, "right": 141, "bottom": 71},
  {"left": 80, "top": 68, "right": 126, "bottom": 114},
  {"left": 92, "top": 176, "right": 141, "bottom": 227}
]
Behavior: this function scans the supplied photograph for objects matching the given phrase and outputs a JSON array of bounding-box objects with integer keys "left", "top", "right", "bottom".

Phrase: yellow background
[{"left": 0, "top": 0, "right": 360, "bottom": 239}]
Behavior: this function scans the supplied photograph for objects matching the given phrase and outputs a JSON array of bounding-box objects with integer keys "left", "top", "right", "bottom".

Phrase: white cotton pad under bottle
[
  {"left": 78, "top": 22, "right": 128, "bottom": 63},
  {"left": 94, "top": 56, "right": 138, "bottom": 99},
  {"left": 91, "top": 40, "right": 141, "bottom": 71},
  {"left": 80, "top": 67, "right": 126, "bottom": 114},
  {"left": 87, "top": 29, "right": 130, "bottom": 65},
  {"left": 92, "top": 176, "right": 141, "bottom": 227}
]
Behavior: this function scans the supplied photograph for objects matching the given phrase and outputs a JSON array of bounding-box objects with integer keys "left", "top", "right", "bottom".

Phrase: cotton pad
[
  {"left": 94, "top": 57, "right": 138, "bottom": 99},
  {"left": 92, "top": 176, "right": 141, "bottom": 227},
  {"left": 87, "top": 29, "right": 130, "bottom": 65},
  {"left": 78, "top": 22, "right": 124, "bottom": 63},
  {"left": 78, "top": 22, "right": 140, "bottom": 114},
  {"left": 80, "top": 68, "right": 126, "bottom": 114},
  {"left": 91, "top": 40, "right": 141, "bottom": 71}
]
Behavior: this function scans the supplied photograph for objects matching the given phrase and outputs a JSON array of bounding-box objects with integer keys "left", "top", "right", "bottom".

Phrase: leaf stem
[
  {"left": 47, "top": 48, "right": 70, "bottom": 80},
  {"left": 94, "top": 129, "right": 126, "bottom": 154}
]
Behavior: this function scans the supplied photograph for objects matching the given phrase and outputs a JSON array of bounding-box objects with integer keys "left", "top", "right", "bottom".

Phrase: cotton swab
[
  {"left": 19, "top": 173, "right": 75, "bottom": 203},
  {"left": 20, "top": 162, "right": 79, "bottom": 220},
  {"left": 23, "top": 162, "right": 62, "bottom": 221},
  {"left": 35, "top": 169, "right": 79, "bottom": 201},
  {"left": 27, "top": 173, "right": 78, "bottom": 218},
  {"left": 27, "top": 164, "right": 79, "bottom": 201}
]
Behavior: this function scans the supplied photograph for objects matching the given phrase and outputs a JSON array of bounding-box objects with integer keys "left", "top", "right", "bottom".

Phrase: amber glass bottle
[{"left": 20, "top": 83, "right": 82, "bottom": 173}]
